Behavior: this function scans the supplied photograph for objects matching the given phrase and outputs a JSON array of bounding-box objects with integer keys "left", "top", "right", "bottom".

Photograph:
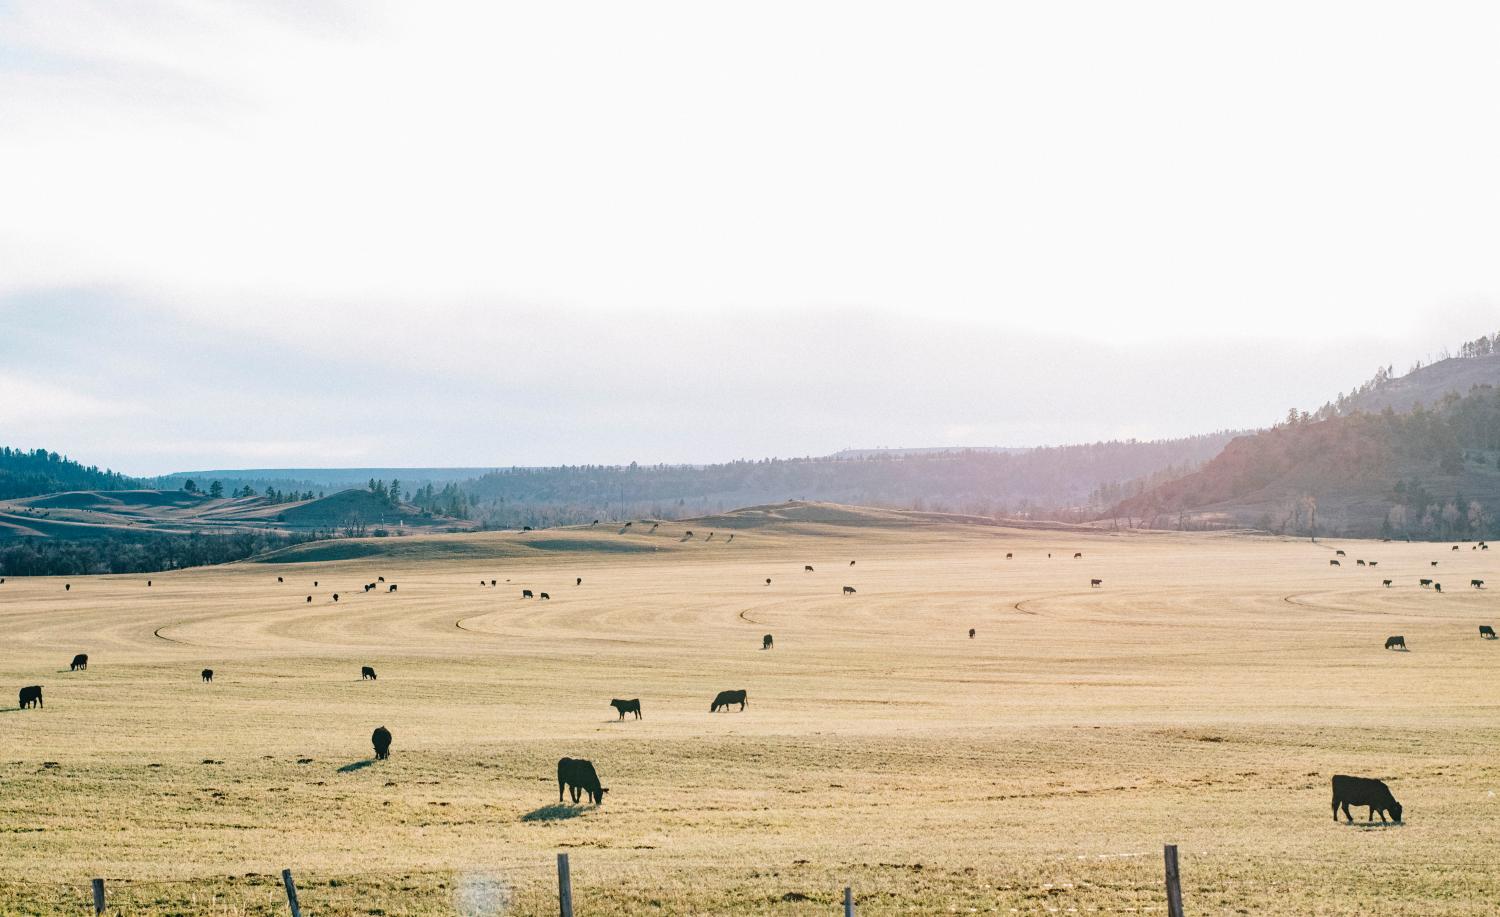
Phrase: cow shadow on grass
[
  {"left": 521, "top": 804, "right": 589, "bottom": 822},
  {"left": 0, "top": 707, "right": 23, "bottom": 714},
  {"left": 337, "top": 759, "right": 376, "bottom": 773},
  {"left": 1344, "top": 821, "right": 1405, "bottom": 830}
]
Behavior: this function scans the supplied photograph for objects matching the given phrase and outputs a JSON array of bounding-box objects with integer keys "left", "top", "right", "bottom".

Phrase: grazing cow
[
  {"left": 1385, "top": 636, "right": 1406, "bottom": 650},
  {"left": 314, "top": 581, "right": 318, "bottom": 586},
  {"left": 492, "top": 580, "right": 498, "bottom": 587},
  {"left": 727, "top": 534, "right": 734, "bottom": 542},
  {"left": 307, "top": 596, "right": 312, "bottom": 603},
  {"left": 278, "top": 576, "right": 284, "bottom": 583},
  {"left": 711, "top": 689, "right": 749, "bottom": 712},
  {"left": 1435, "top": 583, "right": 1443, "bottom": 593},
  {"left": 1420, "top": 578, "right": 1433, "bottom": 587},
  {"left": 1472, "top": 580, "right": 1486, "bottom": 589},
  {"left": 147, "top": 580, "right": 152, "bottom": 587},
  {"left": 378, "top": 576, "right": 385, "bottom": 583},
  {"left": 19, "top": 686, "right": 42, "bottom": 709},
  {"left": 1073, "top": 552, "right": 1083, "bottom": 559},
  {"left": 762, "top": 634, "right": 774, "bottom": 650},
  {"left": 65, "top": 583, "right": 70, "bottom": 591},
  {"left": 1356, "top": 560, "right": 1365, "bottom": 566},
  {"left": 1383, "top": 580, "right": 1392, "bottom": 588},
  {"left": 1336, "top": 550, "right": 1346, "bottom": 556},
  {"left": 1453, "top": 545, "right": 1461, "bottom": 552},
  {"left": 706, "top": 532, "right": 715, "bottom": 541},
  {"left": 364, "top": 584, "right": 374, "bottom": 592},
  {"left": 765, "top": 578, "right": 772, "bottom": 586},
  {"left": 843, "top": 586, "right": 856, "bottom": 595},
  {"left": 804, "top": 565, "right": 814, "bottom": 572},
  {"left": 968, "top": 628, "right": 976, "bottom": 639},
  {"left": 1332, "top": 775, "right": 1402, "bottom": 824},
  {"left": 1432, "top": 561, "right": 1439, "bottom": 567},
  {"left": 610, "top": 698, "right": 642, "bottom": 720},
  {"left": 388, "top": 584, "right": 397, "bottom": 593},
  {"left": 576, "top": 577, "right": 582, "bottom": 586},
  {"left": 1369, "top": 562, "right": 1378, "bottom": 568},
  {"left": 557, "top": 757, "right": 607, "bottom": 804},
  {"left": 591, "top": 520, "right": 599, "bottom": 527},
  {"left": 539, "top": 592, "right": 550, "bottom": 600},
  {"left": 333, "top": 593, "right": 339, "bottom": 602},
  {"left": 649, "top": 523, "right": 658, "bottom": 532},
  {"left": 524, "top": 526, "right": 533, "bottom": 531},
  {"left": 522, "top": 589, "right": 534, "bottom": 598},
  {"left": 1485, "top": 544, "right": 1491, "bottom": 551},
  {"left": 361, "top": 666, "right": 377, "bottom": 680},
  {"left": 201, "top": 669, "right": 213, "bottom": 683},
  {"left": 1330, "top": 560, "right": 1340, "bottom": 566},
  {"left": 850, "top": 560, "right": 856, "bottom": 566},
  {"left": 1005, "top": 553, "right": 1013, "bottom": 559},
  {"left": 1480, "top": 626, "right": 1496, "bottom": 639},
  {"left": 372, "top": 726, "right": 392, "bottom": 760},
  {"left": 1090, "top": 579, "right": 1102, "bottom": 588},
  {"left": 70, "top": 654, "right": 88, "bottom": 671}
]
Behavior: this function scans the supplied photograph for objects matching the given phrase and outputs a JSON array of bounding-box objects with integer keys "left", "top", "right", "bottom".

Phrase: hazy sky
[{"left": 3, "top": 2, "right": 1499, "bottom": 474}]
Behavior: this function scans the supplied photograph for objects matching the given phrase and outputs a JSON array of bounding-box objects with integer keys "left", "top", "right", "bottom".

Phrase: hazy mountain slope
[{"left": 1340, "top": 353, "right": 1500, "bottom": 416}]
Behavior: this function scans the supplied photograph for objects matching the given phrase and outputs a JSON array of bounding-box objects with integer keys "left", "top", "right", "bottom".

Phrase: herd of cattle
[{"left": 13, "top": 539, "right": 1484, "bottom": 825}]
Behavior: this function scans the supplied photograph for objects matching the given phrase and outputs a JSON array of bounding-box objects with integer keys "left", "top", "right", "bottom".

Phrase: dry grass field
[{"left": 4, "top": 503, "right": 1500, "bottom": 915}]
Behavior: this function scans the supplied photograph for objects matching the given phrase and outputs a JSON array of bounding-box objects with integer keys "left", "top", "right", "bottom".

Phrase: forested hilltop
[
  {"left": 1116, "top": 384, "right": 1500, "bottom": 539},
  {"left": 0, "top": 447, "right": 138, "bottom": 499}
]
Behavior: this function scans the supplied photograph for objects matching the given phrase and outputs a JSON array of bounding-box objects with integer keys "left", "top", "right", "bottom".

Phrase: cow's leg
[
  {"left": 1332, "top": 796, "right": 1339, "bottom": 821},
  {"left": 1341, "top": 801, "right": 1353, "bottom": 823},
  {"left": 559, "top": 779, "right": 565, "bottom": 804}
]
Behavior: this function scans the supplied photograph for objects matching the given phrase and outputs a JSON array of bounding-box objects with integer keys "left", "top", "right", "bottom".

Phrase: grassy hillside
[{"left": 0, "top": 447, "right": 138, "bottom": 500}]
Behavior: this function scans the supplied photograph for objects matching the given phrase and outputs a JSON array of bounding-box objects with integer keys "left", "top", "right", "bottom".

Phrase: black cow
[
  {"left": 1356, "top": 560, "right": 1366, "bottom": 566},
  {"left": 1073, "top": 552, "right": 1083, "bottom": 559},
  {"left": 1472, "top": 580, "right": 1486, "bottom": 589},
  {"left": 1432, "top": 561, "right": 1439, "bottom": 567},
  {"left": 1382, "top": 580, "right": 1392, "bottom": 587},
  {"left": 307, "top": 596, "right": 312, "bottom": 603},
  {"left": 147, "top": 580, "right": 152, "bottom": 587},
  {"left": 522, "top": 589, "right": 534, "bottom": 598},
  {"left": 70, "top": 654, "right": 88, "bottom": 671},
  {"left": 804, "top": 565, "right": 814, "bottom": 572},
  {"left": 364, "top": 584, "right": 375, "bottom": 592},
  {"left": 65, "top": 583, "right": 70, "bottom": 591},
  {"left": 492, "top": 580, "right": 498, "bottom": 587},
  {"left": 372, "top": 726, "right": 392, "bottom": 760},
  {"left": 314, "top": 581, "right": 318, "bottom": 586},
  {"left": 333, "top": 593, "right": 339, "bottom": 602},
  {"left": 378, "top": 576, "right": 385, "bottom": 582},
  {"left": 388, "top": 584, "right": 397, "bottom": 593},
  {"left": 278, "top": 576, "right": 284, "bottom": 583},
  {"left": 1453, "top": 545, "right": 1461, "bottom": 552},
  {"left": 610, "top": 698, "right": 642, "bottom": 720},
  {"left": 1330, "top": 559, "right": 1341, "bottom": 567},
  {"left": 968, "top": 628, "right": 976, "bottom": 639},
  {"left": 1369, "top": 562, "right": 1378, "bottom": 568},
  {"left": 1480, "top": 625, "right": 1496, "bottom": 639},
  {"left": 1090, "top": 578, "right": 1102, "bottom": 588},
  {"left": 539, "top": 592, "right": 550, "bottom": 600},
  {"left": 1332, "top": 774, "right": 1402, "bottom": 824},
  {"left": 558, "top": 757, "right": 607, "bottom": 804},
  {"left": 1335, "top": 550, "right": 1346, "bottom": 556},
  {"left": 19, "top": 686, "right": 42, "bottom": 709},
  {"left": 1420, "top": 579, "right": 1432, "bottom": 587},
  {"left": 1005, "top": 553, "right": 1013, "bottom": 559},
  {"left": 201, "top": 669, "right": 213, "bottom": 683},
  {"left": 849, "top": 560, "right": 856, "bottom": 566},
  {"left": 765, "top": 578, "right": 771, "bottom": 585},
  {"left": 361, "top": 666, "right": 377, "bottom": 680},
  {"left": 576, "top": 577, "right": 582, "bottom": 586},
  {"left": 1435, "top": 583, "right": 1443, "bottom": 593},
  {"left": 711, "top": 689, "right": 748, "bottom": 712},
  {"left": 843, "top": 586, "right": 856, "bottom": 595},
  {"left": 1385, "top": 636, "right": 1406, "bottom": 650},
  {"left": 762, "top": 634, "right": 774, "bottom": 650}
]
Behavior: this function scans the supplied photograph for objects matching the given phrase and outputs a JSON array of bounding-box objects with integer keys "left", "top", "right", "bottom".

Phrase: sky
[{"left": 2, "top": 1, "right": 1499, "bottom": 475}]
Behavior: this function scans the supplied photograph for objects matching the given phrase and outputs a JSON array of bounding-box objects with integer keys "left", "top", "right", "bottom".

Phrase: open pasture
[{"left": 3, "top": 506, "right": 1500, "bottom": 914}]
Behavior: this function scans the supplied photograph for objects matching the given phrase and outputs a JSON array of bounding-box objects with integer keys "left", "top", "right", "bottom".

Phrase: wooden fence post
[
  {"left": 1164, "top": 844, "right": 1183, "bottom": 917},
  {"left": 843, "top": 885, "right": 854, "bottom": 916},
  {"left": 91, "top": 878, "right": 105, "bottom": 914},
  {"left": 282, "top": 868, "right": 302, "bottom": 917},
  {"left": 557, "top": 852, "right": 574, "bottom": 917}
]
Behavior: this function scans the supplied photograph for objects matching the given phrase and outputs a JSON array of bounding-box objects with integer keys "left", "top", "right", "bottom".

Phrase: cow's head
[
  {"left": 1389, "top": 800, "right": 1403, "bottom": 823},
  {"left": 595, "top": 787, "right": 609, "bottom": 803}
]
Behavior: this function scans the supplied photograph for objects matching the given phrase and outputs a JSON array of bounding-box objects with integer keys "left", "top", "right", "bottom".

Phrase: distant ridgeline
[
  {"left": 1115, "top": 383, "right": 1500, "bottom": 539},
  {"left": 0, "top": 447, "right": 139, "bottom": 500}
]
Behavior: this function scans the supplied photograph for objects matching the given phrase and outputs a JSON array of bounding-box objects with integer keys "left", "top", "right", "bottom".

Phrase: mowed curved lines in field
[{"left": 4, "top": 515, "right": 1500, "bottom": 914}]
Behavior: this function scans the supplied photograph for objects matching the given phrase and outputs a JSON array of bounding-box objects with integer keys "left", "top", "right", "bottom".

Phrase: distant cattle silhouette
[
  {"left": 147, "top": 580, "right": 152, "bottom": 586},
  {"left": 1368, "top": 561, "right": 1378, "bottom": 567},
  {"left": 372, "top": 726, "right": 391, "bottom": 760},
  {"left": 1435, "top": 583, "right": 1443, "bottom": 592},
  {"left": 522, "top": 589, "right": 534, "bottom": 598},
  {"left": 968, "top": 628, "right": 975, "bottom": 639},
  {"left": 711, "top": 689, "right": 748, "bottom": 712},
  {"left": 333, "top": 593, "right": 339, "bottom": 601},
  {"left": 649, "top": 523, "right": 659, "bottom": 532},
  {"left": 364, "top": 584, "right": 375, "bottom": 592},
  {"left": 849, "top": 560, "right": 856, "bottom": 566},
  {"left": 278, "top": 576, "right": 284, "bottom": 583},
  {"left": 1453, "top": 545, "right": 1461, "bottom": 551},
  {"left": 1073, "top": 552, "right": 1083, "bottom": 559},
  {"left": 726, "top": 534, "right": 734, "bottom": 542},
  {"left": 1385, "top": 636, "right": 1406, "bottom": 650},
  {"left": 843, "top": 586, "right": 856, "bottom": 595},
  {"left": 378, "top": 576, "right": 385, "bottom": 582},
  {"left": 307, "top": 596, "right": 312, "bottom": 603},
  {"left": 1336, "top": 550, "right": 1345, "bottom": 556},
  {"left": 1005, "top": 553, "right": 1013, "bottom": 559},
  {"left": 539, "top": 592, "right": 550, "bottom": 600},
  {"left": 201, "top": 669, "right": 213, "bottom": 683},
  {"left": 1332, "top": 774, "right": 1401, "bottom": 824},
  {"left": 762, "top": 634, "right": 774, "bottom": 650},
  {"left": 65, "top": 583, "right": 70, "bottom": 591},
  {"left": 492, "top": 580, "right": 498, "bottom": 586},
  {"left": 361, "top": 666, "right": 377, "bottom": 680},
  {"left": 804, "top": 565, "right": 814, "bottom": 572},
  {"left": 1356, "top": 559, "right": 1366, "bottom": 566},
  {"left": 524, "top": 525, "right": 532, "bottom": 531},
  {"left": 1420, "top": 578, "right": 1433, "bottom": 587},
  {"left": 1481, "top": 625, "right": 1496, "bottom": 639},
  {"left": 70, "top": 654, "right": 88, "bottom": 671},
  {"left": 706, "top": 532, "right": 714, "bottom": 541},
  {"left": 1090, "top": 579, "right": 1102, "bottom": 588},
  {"left": 1484, "top": 544, "right": 1491, "bottom": 551},
  {"left": 1473, "top": 580, "right": 1486, "bottom": 589},
  {"left": 576, "top": 577, "right": 582, "bottom": 586},
  {"left": 388, "top": 584, "right": 397, "bottom": 593},
  {"left": 765, "top": 578, "right": 772, "bottom": 586},
  {"left": 313, "top": 581, "right": 318, "bottom": 586},
  {"left": 610, "top": 698, "right": 642, "bottom": 720},
  {"left": 1330, "top": 560, "right": 1341, "bottom": 566},
  {"left": 558, "top": 757, "right": 607, "bottom": 804},
  {"left": 1382, "top": 580, "right": 1392, "bottom": 588},
  {"left": 1432, "top": 561, "right": 1439, "bottom": 567},
  {"left": 19, "top": 686, "right": 42, "bottom": 709},
  {"left": 591, "top": 519, "right": 599, "bottom": 527}
]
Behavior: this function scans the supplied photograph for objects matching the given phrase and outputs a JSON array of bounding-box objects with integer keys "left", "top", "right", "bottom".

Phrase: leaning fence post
[
  {"left": 1164, "top": 844, "right": 1183, "bottom": 917},
  {"left": 843, "top": 885, "right": 855, "bottom": 916},
  {"left": 281, "top": 868, "right": 302, "bottom": 917},
  {"left": 91, "top": 878, "right": 105, "bottom": 914},
  {"left": 557, "top": 852, "right": 574, "bottom": 917}
]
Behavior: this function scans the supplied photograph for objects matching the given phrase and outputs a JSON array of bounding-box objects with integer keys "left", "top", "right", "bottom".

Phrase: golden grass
[{"left": 3, "top": 511, "right": 1500, "bottom": 914}]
